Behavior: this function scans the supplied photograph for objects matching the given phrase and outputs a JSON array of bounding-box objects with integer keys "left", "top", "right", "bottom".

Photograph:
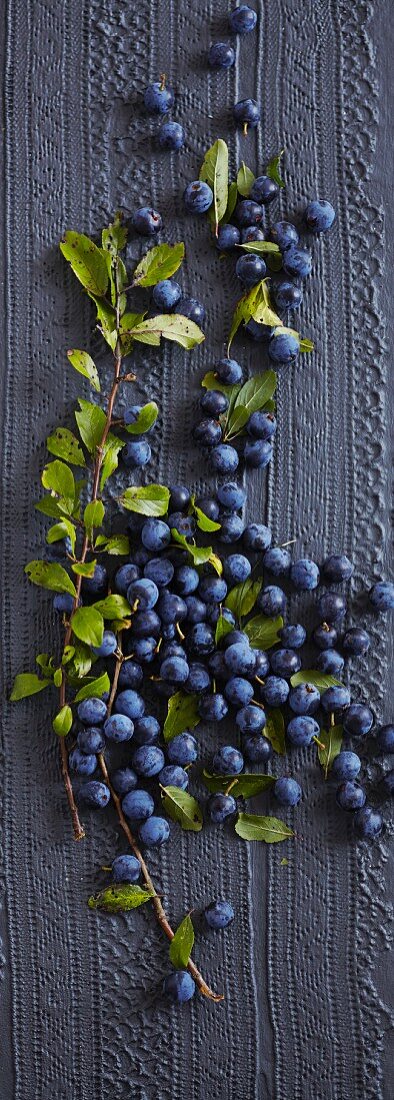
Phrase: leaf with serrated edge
[
  {"left": 171, "top": 529, "right": 213, "bottom": 566},
  {"left": 169, "top": 914, "right": 195, "bottom": 969},
  {"left": 71, "top": 560, "right": 97, "bottom": 578},
  {"left": 290, "top": 670, "right": 342, "bottom": 691},
  {"left": 132, "top": 242, "right": 184, "bottom": 286},
  {"left": 52, "top": 705, "right": 73, "bottom": 737},
  {"left": 318, "top": 724, "right": 343, "bottom": 779},
  {"left": 25, "top": 560, "right": 77, "bottom": 597},
  {"left": 88, "top": 885, "right": 154, "bottom": 912},
  {"left": 238, "top": 240, "right": 280, "bottom": 254},
  {"left": 244, "top": 614, "right": 283, "bottom": 649},
  {"left": 75, "top": 399, "right": 106, "bottom": 454},
  {"left": 203, "top": 772, "right": 276, "bottom": 797},
  {"left": 235, "top": 813, "right": 294, "bottom": 842},
  {"left": 120, "top": 484, "right": 170, "bottom": 517},
  {"left": 163, "top": 692, "right": 200, "bottom": 742},
  {"left": 200, "top": 139, "right": 229, "bottom": 233},
  {"left": 236, "top": 162, "right": 255, "bottom": 197},
  {"left": 95, "top": 534, "right": 130, "bottom": 556},
  {"left": 74, "top": 671, "right": 110, "bottom": 702},
  {"left": 126, "top": 314, "right": 205, "bottom": 350},
  {"left": 94, "top": 595, "right": 130, "bottom": 619},
  {"left": 67, "top": 350, "right": 100, "bottom": 392},
  {"left": 264, "top": 709, "right": 286, "bottom": 755},
  {"left": 125, "top": 402, "right": 159, "bottom": 436},
  {"left": 46, "top": 428, "right": 86, "bottom": 466},
  {"left": 10, "top": 673, "right": 51, "bottom": 701},
  {"left": 42, "top": 460, "right": 75, "bottom": 509},
  {"left": 60, "top": 232, "right": 108, "bottom": 297},
  {"left": 161, "top": 786, "right": 203, "bottom": 832},
  {"left": 71, "top": 607, "right": 104, "bottom": 647}
]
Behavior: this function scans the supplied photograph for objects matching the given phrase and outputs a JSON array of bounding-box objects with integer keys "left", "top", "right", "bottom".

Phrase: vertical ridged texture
[{"left": 0, "top": 1, "right": 392, "bottom": 1099}]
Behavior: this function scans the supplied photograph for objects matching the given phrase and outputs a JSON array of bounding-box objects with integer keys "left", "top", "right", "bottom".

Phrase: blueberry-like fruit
[
  {"left": 122, "top": 788, "right": 154, "bottom": 822},
  {"left": 270, "top": 221, "right": 299, "bottom": 250},
  {"left": 244, "top": 439, "right": 273, "bottom": 469},
  {"left": 233, "top": 99, "right": 261, "bottom": 130},
  {"left": 210, "top": 444, "right": 239, "bottom": 474},
  {"left": 204, "top": 899, "right": 234, "bottom": 928},
  {"left": 122, "top": 439, "right": 151, "bottom": 467},
  {"left": 152, "top": 279, "right": 182, "bottom": 310},
  {"left": 262, "top": 676, "right": 289, "bottom": 707},
  {"left": 79, "top": 781, "right": 110, "bottom": 808},
  {"left": 242, "top": 734, "right": 272, "bottom": 764},
  {"left": 216, "top": 223, "right": 241, "bottom": 251},
  {"left": 286, "top": 716, "right": 320, "bottom": 747},
  {"left": 112, "top": 854, "right": 141, "bottom": 883},
  {"left": 215, "top": 357, "right": 243, "bottom": 384},
  {"left": 369, "top": 581, "right": 394, "bottom": 611},
  {"left": 258, "top": 585, "right": 286, "bottom": 616},
  {"left": 342, "top": 628, "right": 370, "bottom": 656},
  {"left": 235, "top": 253, "right": 266, "bottom": 286},
  {"left": 175, "top": 297, "right": 206, "bottom": 325},
  {"left": 163, "top": 970, "right": 195, "bottom": 1003},
  {"left": 159, "top": 765, "right": 189, "bottom": 790},
  {"left": 305, "top": 199, "right": 336, "bottom": 233},
  {"left": 167, "top": 732, "right": 198, "bottom": 766},
  {"left": 158, "top": 121, "right": 184, "bottom": 150},
  {"left": 111, "top": 766, "right": 138, "bottom": 796},
  {"left": 144, "top": 81, "right": 174, "bottom": 114},
  {"left": 336, "top": 781, "right": 366, "bottom": 811},
  {"left": 270, "top": 648, "right": 301, "bottom": 678},
  {"left": 217, "top": 481, "right": 246, "bottom": 511},
  {"left": 274, "top": 281, "right": 303, "bottom": 310},
  {"left": 321, "top": 685, "right": 351, "bottom": 713},
  {"left": 263, "top": 547, "right": 291, "bottom": 576},
  {"left": 184, "top": 180, "right": 213, "bottom": 214},
  {"left": 132, "top": 745, "right": 165, "bottom": 777},
  {"left": 91, "top": 629, "right": 118, "bottom": 659},
  {"left": 317, "top": 592, "right": 347, "bottom": 623},
  {"left": 250, "top": 175, "right": 279, "bottom": 205},
  {"left": 212, "top": 745, "right": 244, "bottom": 775},
  {"left": 343, "top": 704, "right": 373, "bottom": 737},
  {"left": 198, "top": 693, "right": 228, "bottom": 722},
  {"left": 243, "top": 523, "right": 272, "bottom": 551},
  {"left": 321, "top": 553, "right": 353, "bottom": 582},
  {"left": 375, "top": 725, "right": 394, "bottom": 753},
  {"left": 316, "top": 650, "right": 345, "bottom": 675},
  {"left": 290, "top": 558, "right": 320, "bottom": 590},
  {"left": 330, "top": 751, "right": 361, "bottom": 782},
  {"left": 234, "top": 199, "right": 264, "bottom": 227},
  {"left": 274, "top": 777, "right": 302, "bottom": 806},
  {"left": 132, "top": 207, "right": 162, "bottom": 235},
  {"left": 104, "top": 714, "right": 134, "bottom": 743},
  {"left": 138, "top": 816, "right": 170, "bottom": 847},
  {"left": 353, "top": 806, "right": 383, "bottom": 839},
  {"left": 209, "top": 41, "right": 235, "bottom": 67},
  {"left": 77, "top": 727, "right": 106, "bottom": 754},
  {"left": 247, "top": 411, "right": 277, "bottom": 440},
  {"left": 207, "top": 793, "right": 237, "bottom": 823},
  {"left": 289, "top": 683, "right": 320, "bottom": 716},
  {"left": 269, "top": 331, "right": 299, "bottom": 365},
  {"left": 78, "top": 697, "right": 107, "bottom": 726},
  {"left": 279, "top": 624, "right": 306, "bottom": 648},
  {"left": 69, "top": 749, "right": 97, "bottom": 777},
  {"left": 283, "top": 245, "right": 312, "bottom": 279},
  {"left": 115, "top": 690, "right": 145, "bottom": 721}
]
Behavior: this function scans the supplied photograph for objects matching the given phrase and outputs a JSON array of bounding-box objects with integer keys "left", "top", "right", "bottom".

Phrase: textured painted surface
[{"left": 0, "top": 1, "right": 393, "bottom": 1098}]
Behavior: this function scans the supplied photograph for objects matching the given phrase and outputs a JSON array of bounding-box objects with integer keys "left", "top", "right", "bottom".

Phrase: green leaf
[
  {"left": 201, "top": 371, "right": 240, "bottom": 399},
  {"left": 125, "top": 402, "right": 159, "bottom": 435},
  {"left": 221, "top": 181, "right": 238, "bottom": 225},
  {"left": 100, "top": 433, "right": 124, "bottom": 490},
  {"left": 318, "top": 724, "right": 343, "bottom": 778},
  {"left": 203, "top": 771, "right": 276, "bottom": 798},
  {"left": 264, "top": 709, "right": 286, "bottom": 755},
  {"left": 90, "top": 296, "right": 117, "bottom": 350},
  {"left": 251, "top": 281, "right": 283, "bottom": 328},
  {"left": 132, "top": 242, "right": 185, "bottom": 287},
  {"left": 62, "top": 646, "right": 75, "bottom": 665},
  {"left": 42, "top": 460, "right": 75, "bottom": 512},
  {"left": 225, "top": 404, "right": 249, "bottom": 438},
  {"left": 75, "top": 399, "right": 106, "bottom": 454},
  {"left": 169, "top": 914, "right": 195, "bottom": 969},
  {"left": 88, "top": 884, "right": 154, "bottom": 912},
  {"left": 84, "top": 500, "right": 105, "bottom": 539},
  {"left": 289, "top": 670, "right": 342, "bottom": 691},
  {"left": 129, "top": 314, "right": 205, "bottom": 350},
  {"left": 36, "top": 653, "right": 55, "bottom": 678},
  {"left": 238, "top": 240, "right": 280, "bottom": 254},
  {"left": 233, "top": 371, "right": 277, "bottom": 418},
  {"left": 25, "top": 560, "right": 76, "bottom": 597},
  {"left": 200, "top": 139, "right": 229, "bottom": 233},
  {"left": 67, "top": 349, "right": 100, "bottom": 393},
  {"left": 280, "top": 858, "right": 289, "bottom": 866},
  {"left": 236, "top": 162, "right": 255, "bottom": 197},
  {"left": 171, "top": 530, "right": 214, "bottom": 568},
  {"left": 74, "top": 671, "right": 110, "bottom": 702},
  {"left": 101, "top": 214, "right": 128, "bottom": 255},
  {"left": 120, "top": 484, "right": 170, "bottom": 517},
  {"left": 95, "top": 534, "right": 130, "bottom": 556},
  {"left": 52, "top": 705, "right": 73, "bottom": 737},
  {"left": 46, "top": 519, "right": 76, "bottom": 555},
  {"left": 244, "top": 614, "right": 283, "bottom": 649},
  {"left": 208, "top": 551, "right": 223, "bottom": 577},
  {"left": 35, "top": 495, "right": 63, "bottom": 519},
  {"left": 94, "top": 595, "right": 130, "bottom": 619},
  {"left": 10, "top": 673, "right": 51, "bottom": 701},
  {"left": 60, "top": 231, "right": 108, "bottom": 296},
  {"left": 71, "top": 560, "right": 97, "bottom": 578},
  {"left": 225, "top": 579, "right": 262, "bottom": 621},
  {"left": 191, "top": 499, "right": 221, "bottom": 533},
  {"left": 235, "top": 813, "right": 294, "bottom": 843},
  {"left": 161, "top": 787, "right": 203, "bottom": 832},
  {"left": 300, "top": 337, "right": 314, "bottom": 353},
  {"left": 46, "top": 427, "right": 86, "bottom": 466},
  {"left": 215, "top": 612, "right": 233, "bottom": 646},
  {"left": 227, "top": 280, "right": 268, "bottom": 352},
  {"left": 265, "top": 150, "right": 285, "bottom": 188},
  {"left": 163, "top": 692, "right": 200, "bottom": 743},
  {"left": 71, "top": 606, "right": 104, "bottom": 647},
  {"left": 67, "top": 641, "right": 93, "bottom": 680}
]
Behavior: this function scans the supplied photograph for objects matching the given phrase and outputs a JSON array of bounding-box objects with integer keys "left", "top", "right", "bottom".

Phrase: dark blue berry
[
  {"left": 258, "top": 585, "right": 286, "bottom": 616},
  {"left": 163, "top": 970, "right": 195, "bottom": 1003},
  {"left": 138, "top": 816, "right": 170, "bottom": 846},
  {"left": 235, "top": 253, "right": 266, "bottom": 286},
  {"left": 263, "top": 547, "right": 291, "bottom": 576},
  {"left": 122, "top": 788, "right": 154, "bottom": 822},
  {"left": 152, "top": 279, "right": 182, "bottom": 310},
  {"left": 287, "top": 716, "right": 320, "bottom": 747},
  {"left": 207, "top": 793, "right": 237, "bottom": 823},
  {"left": 210, "top": 444, "right": 239, "bottom": 474},
  {"left": 322, "top": 554, "right": 353, "bottom": 582},
  {"left": 353, "top": 806, "right": 383, "bottom": 839},
  {"left": 247, "top": 411, "right": 277, "bottom": 440},
  {"left": 270, "top": 221, "right": 299, "bottom": 250},
  {"left": 229, "top": 5, "right": 257, "bottom": 33},
  {"left": 144, "top": 81, "right": 174, "bottom": 114},
  {"left": 112, "top": 854, "right": 141, "bottom": 883},
  {"left": 375, "top": 725, "right": 394, "bottom": 753},
  {"left": 184, "top": 180, "right": 213, "bottom": 214},
  {"left": 250, "top": 176, "right": 279, "bottom": 205},
  {"left": 175, "top": 297, "right": 206, "bottom": 325},
  {"left": 290, "top": 559, "right": 320, "bottom": 591},
  {"left": 342, "top": 628, "right": 370, "bottom": 656},
  {"left": 215, "top": 357, "right": 243, "bottom": 384},
  {"left": 317, "top": 592, "right": 347, "bottom": 623},
  {"left": 209, "top": 41, "right": 235, "bottom": 67},
  {"left": 305, "top": 199, "right": 336, "bottom": 233},
  {"left": 269, "top": 331, "right": 299, "bottom": 365},
  {"left": 243, "top": 523, "right": 272, "bottom": 551},
  {"left": 79, "top": 781, "right": 110, "bottom": 808},
  {"left": 216, "top": 223, "right": 241, "bottom": 250},
  {"left": 330, "top": 752, "right": 361, "bottom": 782},
  {"left": 274, "top": 777, "right": 302, "bottom": 806},
  {"left": 336, "top": 781, "right": 366, "bottom": 811},
  {"left": 234, "top": 199, "right": 264, "bottom": 227},
  {"left": 132, "top": 207, "right": 162, "bottom": 235},
  {"left": 158, "top": 121, "right": 184, "bottom": 150},
  {"left": 122, "top": 439, "right": 151, "bottom": 468},
  {"left": 343, "top": 704, "right": 373, "bottom": 737},
  {"left": 369, "top": 581, "right": 394, "bottom": 611},
  {"left": 283, "top": 245, "right": 312, "bottom": 278},
  {"left": 274, "top": 281, "right": 303, "bottom": 310}
]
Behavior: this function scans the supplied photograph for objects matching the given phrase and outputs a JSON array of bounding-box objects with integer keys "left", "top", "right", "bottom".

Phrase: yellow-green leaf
[{"left": 60, "top": 231, "right": 108, "bottom": 297}]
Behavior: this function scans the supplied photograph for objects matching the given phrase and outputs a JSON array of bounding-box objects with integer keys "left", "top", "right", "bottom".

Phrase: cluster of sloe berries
[{"left": 55, "top": 483, "right": 394, "bottom": 855}]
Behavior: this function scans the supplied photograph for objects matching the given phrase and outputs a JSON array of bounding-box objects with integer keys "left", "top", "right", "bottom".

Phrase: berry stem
[
  {"left": 57, "top": 252, "right": 124, "bottom": 840},
  {"left": 99, "top": 642, "right": 224, "bottom": 1003},
  {"left": 243, "top": 122, "right": 248, "bottom": 136},
  {"left": 159, "top": 72, "right": 166, "bottom": 91},
  {"left": 312, "top": 735, "right": 326, "bottom": 751}
]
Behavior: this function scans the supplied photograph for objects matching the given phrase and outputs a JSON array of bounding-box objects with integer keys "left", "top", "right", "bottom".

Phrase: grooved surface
[{"left": 0, "top": 2, "right": 393, "bottom": 1099}]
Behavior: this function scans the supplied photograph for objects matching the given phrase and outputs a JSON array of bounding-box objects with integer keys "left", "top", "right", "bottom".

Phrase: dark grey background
[{"left": 1, "top": 1, "right": 393, "bottom": 1098}]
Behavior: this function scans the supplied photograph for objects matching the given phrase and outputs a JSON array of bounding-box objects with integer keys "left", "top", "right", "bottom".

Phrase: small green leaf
[
  {"left": 125, "top": 402, "right": 159, "bottom": 435},
  {"left": 101, "top": 214, "right": 128, "bottom": 255},
  {"left": 129, "top": 314, "right": 205, "bottom": 350},
  {"left": 60, "top": 231, "right": 108, "bottom": 296},
  {"left": 53, "top": 667, "right": 62, "bottom": 688},
  {"left": 25, "top": 560, "right": 76, "bottom": 597},
  {"left": 227, "top": 280, "right": 268, "bottom": 352},
  {"left": 67, "top": 641, "right": 93, "bottom": 680},
  {"left": 235, "top": 813, "right": 294, "bottom": 843},
  {"left": 221, "top": 180, "right": 238, "bottom": 225},
  {"left": 62, "top": 646, "right": 75, "bottom": 665},
  {"left": 280, "top": 858, "right": 289, "bottom": 866},
  {"left": 35, "top": 653, "right": 55, "bottom": 677},
  {"left": 71, "top": 607, "right": 104, "bottom": 647},
  {"left": 161, "top": 787, "right": 203, "bottom": 832},
  {"left": 201, "top": 372, "right": 240, "bottom": 399},
  {"left": 236, "top": 162, "right": 255, "bottom": 197},
  {"left": 289, "top": 670, "right": 342, "bottom": 691},
  {"left": 120, "top": 484, "right": 170, "bottom": 517},
  {"left": 203, "top": 771, "right": 276, "bottom": 798},
  {"left": 100, "top": 433, "right": 124, "bottom": 490},
  {"left": 200, "top": 139, "right": 229, "bottom": 232},
  {"left": 264, "top": 709, "right": 286, "bottom": 755},
  {"left": 35, "top": 495, "right": 63, "bottom": 519},
  {"left": 71, "top": 560, "right": 97, "bottom": 578},
  {"left": 225, "top": 579, "right": 262, "bottom": 621},
  {"left": 318, "top": 724, "right": 343, "bottom": 779},
  {"left": 132, "top": 242, "right": 185, "bottom": 287},
  {"left": 238, "top": 240, "right": 280, "bottom": 254},
  {"left": 191, "top": 499, "right": 221, "bottom": 532},
  {"left": 74, "top": 671, "right": 110, "bottom": 702},
  {"left": 52, "top": 704, "right": 72, "bottom": 736},
  {"left": 90, "top": 296, "right": 117, "bottom": 350},
  {"left": 215, "top": 612, "right": 233, "bottom": 646},
  {"left": 88, "top": 884, "right": 154, "bottom": 912},
  {"left": 252, "top": 281, "right": 282, "bottom": 328},
  {"left": 42, "top": 460, "right": 75, "bottom": 511},
  {"left": 163, "top": 692, "right": 200, "bottom": 743},
  {"left": 208, "top": 551, "right": 223, "bottom": 577},
  {"left": 225, "top": 404, "right": 249, "bottom": 438},
  {"left": 10, "top": 673, "right": 51, "bottom": 701},
  {"left": 169, "top": 914, "right": 195, "bottom": 969},
  {"left": 300, "top": 338, "right": 314, "bottom": 353},
  {"left": 171, "top": 530, "right": 214, "bottom": 568},
  {"left": 67, "top": 349, "right": 100, "bottom": 392},
  {"left": 233, "top": 371, "right": 277, "bottom": 418},
  {"left": 46, "top": 519, "right": 76, "bottom": 555},
  {"left": 94, "top": 595, "right": 130, "bottom": 619},
  {"left": 46, "top": 428, "right": 86, "bottom": 466},
  {"left": 84, "top": 500, "right": 105, "bottom": 538},
  {"left": 95, "top": 534, "right": 130, "bottom": 556},
  {"left": 244, "top": 614, "right": 283, "bottom": 649},
  {"left": 265, "top": 150, "right": 285, "bottom": 188},
  {"left": 75, "top": 399, "right": 106, "bottom": 454}
]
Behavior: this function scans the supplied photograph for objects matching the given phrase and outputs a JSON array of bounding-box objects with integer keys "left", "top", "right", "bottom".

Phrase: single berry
[
  {"left": 169, "top": 484, "right": 191, "bottom": 511},
  {"left": 244, "top": 439, "right": 273, "bottom": 468},
  {"left": 204, "top": 899, "right": 234, "bottom": 928},
  {"left": 175, "top": 297, "right": 206, "bottom": 325},
  {"left": 305, "top": 199, "right": 336, "bottom": 233},
  {"left": 218, "top": 513, "right": 244, "bottom": 542},
  {"left": 198, "top": 693, "right": 228, "bottom": 722},
  {"left": 209, "top": 41, "right": 235, "bottom": 67},
  {"left": 283, "top": 245, "right": 312, "bottom": 278},
  {"left": 184, "top": 180, "right": 213, "bottom": 214},
  {"left": 343, "top": 704, "right": 373, "bottom": 737},
  {"left": 200, "top": 389, "right": 229, "bottom": 417},
  {"left": 111, "top": 766, "right": 138, "bottom": 796},
  {"left": 250, "top": 175, "right": 279, "bottom": 205},
  {"left": 216, "top": 223, "right": 241, "bottom": 251},
  {"left": 270, "top": 648, "right": 301, "bottom": 678},
  {"left": 224, "top": 554, "right": 252, "bottom": 585},
  {"left": 144, "top": 80, "right": 174, "bottom": 114},
  {"left": 289, "top": 683, "right": 320, "bottom": 716},
  {"left": 257, "top": 585, "right": 286, "bottom": 616},
  {"left": 243, "top": 523, "right": 272, "bottom": 551},
  {"left": 207, "top": 793, "right": 237, "bottom": 823},
  {"left": 77, "top": 727, "right": 106, "bottom": 755},
  {"left": 235, "top": 253, "right": 266, "bottom": 286},
  {"left": 212, "top": 745, "right": 244, "bottom": 775},
  {"left": 194, "top": 418, "right": 223, "bottom": 447},
  {"left": 321, "top": 685, "right": 351, "bottom": 713},
  {"left": 78, "top": 781, "right": 110, "bottom": 808},
  {"left": 313, "top": 623, "right": 338, "bottom": 650},
  {"left": 122, "top": 788, "right": 154, "bottom": 823},
  {"left": 152, "top": 279, "right": 182, "bottom": 310},
  {"left": 316, "top": 650, "right": 345, "bottom": 675},
  {"left": 247, "top": 411, "right": 277, "bottom": 440},
  {"left": 233, "top": 98, "right": 261, "bottom": 131},
  {"left": 236, "top": 704, "right": 266, "bottom": 734},
  {"left": 342, "top": 628, "right": 371, "bottom": 657},
  {"left": 144, "top": 557, "right": 174, "bottom": 588},
  {"left": 78, "top": 697, "right": 107, "bottom": 726},
  {"left": 274, "top": 281, "right": 303, "bottom": 310},
  {"left": 269, "top": 331, "right": 300, "bottom": 365},
  {"left": 132, "top": 207, "right": 162, "bottom": 235},
  {"left": 234, "top": 199, "right": 264, "bottom": 227},
  {"left": 158, "top": 121, "right": 184, "bottom": 150},
  {"left": 224, "top": 676, "right": 254, "bottom": 707},
  {"left": 336, "top": 781, "right": 366, "bottom": 811},
  {"left": 224, "top": 643, "right": 256, "bottom": 677},
  {"left": 69, "top": 749, "right": 97, "bottom": 777},
  {"left": 316, "top": 592, "right": 347, "bottom": 623},
  {"left": 210, "top": 444, "right": 239, "bottom": 474},
  {"left": 290, "top": 558, "right": 320, "bottom": 590},
  {"left": 270, "top": 221, "right": 299, "bottom": 250},
  {"left": 242, "top": 734, "right": 272, "bottom": 764},
  {"left": 104, "top": 714, "right": 134, "bottom": 743},
  {"left": 167, "top": 733, "right": 198, "bottom": 766},
  {"left": 369, "top": 581, "right": 394, "bottom": 611},
  {"left": 217, "top": 481, "right": 246, "bottom": 510},
  {"left": 163, "top": 970, "right": 195, "bottom": 1004},
  {"left": 262, "top": 676, "right": 289, "bottom": 707},
  {"left": 322, "top": 553, "right": 353, "bottom": 582},
  {"left": 375, "top": 725, "right": 394, "bottom": 753},
  {"left": 263, "top": 547, "right": 291, "bottom": 576},
  {"left": 215, "top": 357, "right": 243, "bottom": 384},
  {"left": 286, "top": 716, "right": 320, "bottom": 747},
  {"left": 115, "top": 690, "right": 145, "bottom": 721},
  {"left": 279, "top": 624, "right": 306, "bottom": 648},
  {"left": 353, "top": 806, "right": 383, "bottom": 839},
  {"left": 274, "top": 777, "right": 302, "bottom": 806},
  {"left": 127, "top": 577, "right": 159, "bottom": 610},
  {"left": 241, "top": 226, "right": 265, "bottom": 243},
  {"left": 112, "top": 854, "right": 141, "bottom": 884},
  {"left": 122, "top": 439, "right": 151, "bottom": 468},
  {"left": 229, "top": 5, "right": 257, "bottom": 33},
  {"left": 81, "top": 563, "right": 108, "bottom": 594},
  {"left": 132, "top": 745, "right": 165, "bottom": 777},
  {"left": 159, "top": 765, "right": 189, "bottom": 790},
  {"left": 330, "top": 752, "right": 361, "bottom": 782},
  {"left": 138, "top": 816, "right": 170, "bottom": 847}
]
